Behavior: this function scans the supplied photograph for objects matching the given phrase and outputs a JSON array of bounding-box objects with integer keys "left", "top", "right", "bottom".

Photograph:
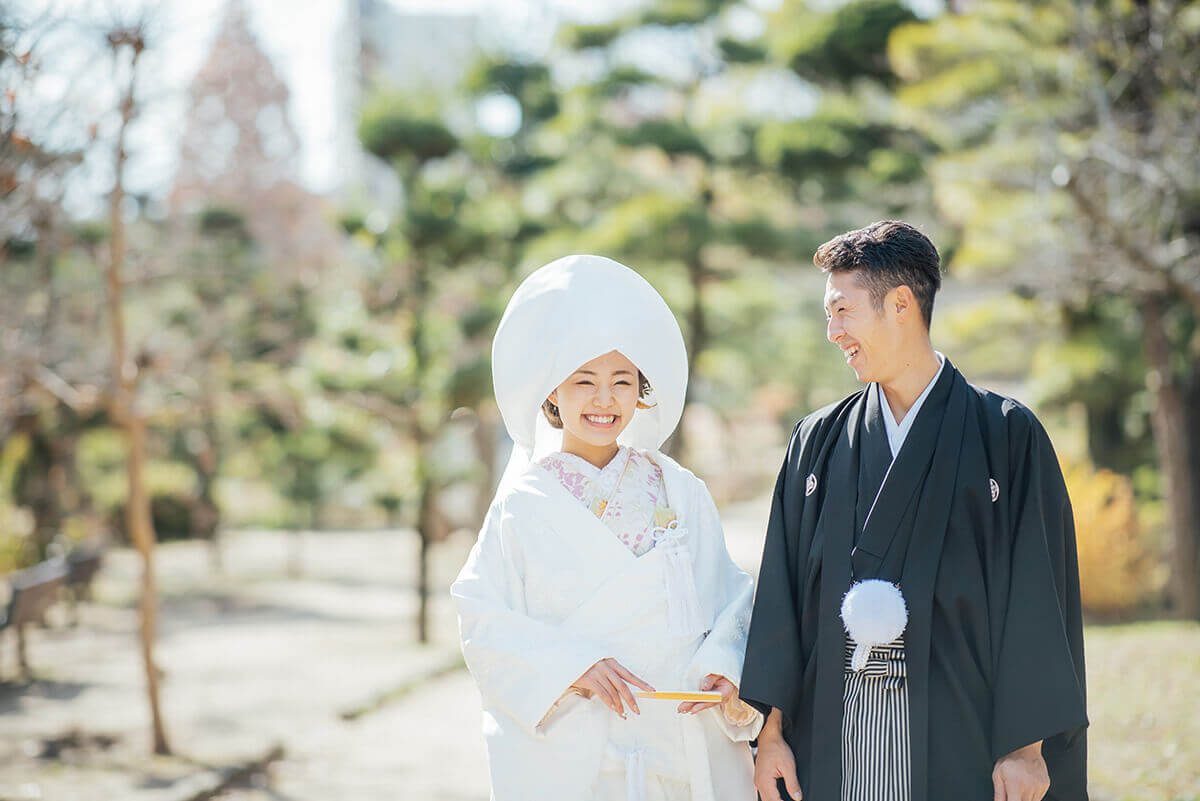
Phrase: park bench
[
  {"left": 64, "top": 545, "right": 104, "bottom": 620},
  {"left": 0, "top": 559, "right": 67, "bottom": 679}
]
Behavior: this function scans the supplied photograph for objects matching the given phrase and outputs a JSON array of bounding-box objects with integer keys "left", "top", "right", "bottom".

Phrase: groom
[{"left": 740, "top": 221, "right": 1087, "bottom": 801}]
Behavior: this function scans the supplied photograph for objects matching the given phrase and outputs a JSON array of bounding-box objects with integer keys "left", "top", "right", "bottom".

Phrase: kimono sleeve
[
  {"left": 990, "top": 409, "right": 1088, "bottom": 772},
  {"left": 739, "top": 423, "right": 806, "bottom": 724},
  {"left": 683, "top": 479, "right": 762, "bottom": 742},
  {"left": 450, "top": 498, "right": 611, "bottom": 737}
]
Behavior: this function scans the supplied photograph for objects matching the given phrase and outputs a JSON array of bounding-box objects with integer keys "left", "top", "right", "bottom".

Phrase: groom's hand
[
  {"left": 992, "top": 740, "right": 1049, "bottom": 801},
  {"left": 754, "top": 708, "right": 802, "bottom": 801}
]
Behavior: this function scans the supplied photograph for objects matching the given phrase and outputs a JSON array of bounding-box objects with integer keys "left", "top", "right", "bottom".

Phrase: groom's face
[{"left": 824, "top": 270, "right": 901, "bottom": 385}]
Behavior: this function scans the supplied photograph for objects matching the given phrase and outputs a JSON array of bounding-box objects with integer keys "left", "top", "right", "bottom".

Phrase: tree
[
  {"left": 104, "top": 19, "right": 171, "bottom": 754},
  {"left": 0, "top": 10, "right": 97, "bottom": 565},
  {"left": 891, "top": 0, "right": 1200, "bottom": 616},
  {"left": 528, "top": 0, "right": 933, "bottom": 467},
  {"left": 169, "top": 0, "right": 338, "bottom": 279},
  {"left": 543, "top": 3, "right": 801, "bottom": 460},
  {"left": 165, "top": 0, "right": 334, "bottom": 569},
  {"left": 356, "top": 98, "right": 502, "bottom": 642}
]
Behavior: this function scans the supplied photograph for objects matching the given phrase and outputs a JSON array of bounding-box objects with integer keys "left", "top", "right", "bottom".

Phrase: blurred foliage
[
  {"left": 466, "top": 58, "right": 559, "bottom": 125},
  {"left": 640, "top": 0, "right": 729, "bottom": 27},
  {"left": 559, "top": 22, "right": 624, "bottom": 51},
  {"left": 359, "top": 102, "right": 458, "bottom": 165},
  {"left": 0, "top": 0, "right": 1185, "bottom": 626},
  {"left": 1063, "top": 457, "right": 1163, "bottom": 617},
  {"left": 773, "top": 0, "right": 916, "bottom": 86},
  {"left": 1029, "top": 297, "right": 1157, "bottom": 476},
  {"left": 892, "top": 0, "right": 1199, "bottom": 613}
]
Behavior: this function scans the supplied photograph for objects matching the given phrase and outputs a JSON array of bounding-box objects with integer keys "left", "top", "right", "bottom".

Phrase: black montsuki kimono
[{"left": 740, "top": 360, "right": 1087, "bottom": 801}]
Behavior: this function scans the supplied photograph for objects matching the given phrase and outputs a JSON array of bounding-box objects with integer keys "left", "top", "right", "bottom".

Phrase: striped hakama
[{"left": 841, "top": 635, "right": 911, "bottom": 801}]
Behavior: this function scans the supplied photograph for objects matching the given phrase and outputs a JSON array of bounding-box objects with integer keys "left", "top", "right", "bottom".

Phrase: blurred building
[{"left": 331, "top": 0, "right": 482, "bottom": 209}]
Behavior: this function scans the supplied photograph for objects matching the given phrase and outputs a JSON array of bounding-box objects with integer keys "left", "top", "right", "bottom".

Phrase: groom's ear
[{"left": 889, "top": 285, "right": 915, "bottom": 323}]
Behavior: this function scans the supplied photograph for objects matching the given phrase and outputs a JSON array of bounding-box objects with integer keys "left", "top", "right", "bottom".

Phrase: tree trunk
[
  {"left": 124, "top": 416, "right": 171, "bottom": 753},
  {"left": 410, "top": 253, "right": 438, "bottom": 644},
  {"left": 196, "top": 370, "right": 223, "bottom": 574},
  {"left": 288, "top": 512, "right": 309, "bottom": 579},
  {"left": 472, "top": 403, "right": 500, "bottom": 526},
  {"left": 12, "top": 415, "right": 63, "bottom": 558},
  {"left": 415, "top": 459, "right": 436, "bottom": 644},
  {"left": 1141, "top": 296, "right": 1200, "bottom": 618},
  {"left": 106, "top": 27, "right": 170, "bottom": 754},
  {"left": 668, "top": 254, "right": 706, "bottom": 461}
]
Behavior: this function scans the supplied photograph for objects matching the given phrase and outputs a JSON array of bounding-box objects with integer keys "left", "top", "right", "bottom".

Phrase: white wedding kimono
[{"left": 452, "top": 449, "right": 760, "bottom": 801}]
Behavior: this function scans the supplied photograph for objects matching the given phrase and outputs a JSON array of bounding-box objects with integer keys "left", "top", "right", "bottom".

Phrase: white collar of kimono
[
  {"left": 492, "top": 255, "right": 688, "bottom": 489},
  {"left": 874, "top": 351, "right": 945, "bottom": 459}
]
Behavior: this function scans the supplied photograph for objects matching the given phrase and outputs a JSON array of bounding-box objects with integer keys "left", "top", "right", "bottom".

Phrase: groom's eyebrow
[{"left": 824, "top": 290, "right": 845, "bottom": 313}]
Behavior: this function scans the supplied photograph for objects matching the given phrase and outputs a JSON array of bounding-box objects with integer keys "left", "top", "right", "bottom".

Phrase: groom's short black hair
[{"left": 814, "top": 220, "right": 942, "bottom": 328}]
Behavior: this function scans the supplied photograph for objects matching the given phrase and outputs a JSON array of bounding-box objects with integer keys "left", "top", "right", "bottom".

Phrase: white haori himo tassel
[
  {"left": 840, "top": 579, "right": 908, "bottom": 672},
  {"left": 652, "top": 520, "right": 705, "bottom": 638}
]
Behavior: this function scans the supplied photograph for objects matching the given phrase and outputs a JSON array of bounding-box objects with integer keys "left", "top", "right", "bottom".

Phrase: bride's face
[{"left": 548, "top": 350, "right": 641, "bottom": 450}]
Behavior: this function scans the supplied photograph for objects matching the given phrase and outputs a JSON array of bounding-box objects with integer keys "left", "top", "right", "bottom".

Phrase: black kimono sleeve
[
  {"left": 740, "top": 422, "right": 806, "bottom": 723},
  {"left": 990, "top": 407, "right": 1088, "bottom": 793}
]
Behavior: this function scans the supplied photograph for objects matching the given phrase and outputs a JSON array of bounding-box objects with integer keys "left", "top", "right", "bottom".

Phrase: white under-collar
[{"left": 875, "top": 352, "right": 946, "bottom": 459}]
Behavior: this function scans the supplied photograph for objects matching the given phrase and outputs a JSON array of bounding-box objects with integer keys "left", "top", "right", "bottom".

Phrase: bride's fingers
[
  {"left": 608, "top": 672, "right": 640, "bottom": 715},
  {"left": 677, "top": 701, "right": 720, "bottom": 714},
  {"left": 601, "top": 676, "right": 627, "bottom": 717},
  {"left": 592, "top": 682, "right": 619, "bottom": 715},
  {"left": 612, "top": 661, "right": 655, "bottom": 693}
]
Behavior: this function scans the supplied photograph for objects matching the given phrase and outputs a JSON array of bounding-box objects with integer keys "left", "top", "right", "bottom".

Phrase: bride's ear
[
  {"left": 547, "top": 390, "right": 557, "bottom": 405},
  {"left": 635, "top": 386, "right": 658, "bottom": 410}
]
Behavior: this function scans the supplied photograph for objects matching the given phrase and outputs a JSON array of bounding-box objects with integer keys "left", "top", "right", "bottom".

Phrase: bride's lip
[{"left": 582, "top": 413, "right": 618, "bottom": 428}]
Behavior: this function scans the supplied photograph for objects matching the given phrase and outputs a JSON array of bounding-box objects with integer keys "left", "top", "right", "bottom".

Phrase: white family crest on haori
[
  {"left": 805, "top": 473, "right": 818, "bottom": 497},
  {"left": 840, "top": 579, "right": 908, "bottom": 672},
  {"left": 990, "top": 478, "right": 1000, "bottom": 503}
]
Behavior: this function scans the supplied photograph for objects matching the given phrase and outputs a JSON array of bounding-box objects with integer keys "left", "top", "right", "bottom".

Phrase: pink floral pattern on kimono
[{"left": 537, "top": 446, "right": 669, "bottom": 556}]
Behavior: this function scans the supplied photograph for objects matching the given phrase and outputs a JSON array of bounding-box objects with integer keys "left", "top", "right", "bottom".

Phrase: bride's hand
[
  {"left": 677, "top": 673, "right": 734, "bottom": 714},
  {"left": 571, "top": 658, "right": 654, "bottom": 719}
]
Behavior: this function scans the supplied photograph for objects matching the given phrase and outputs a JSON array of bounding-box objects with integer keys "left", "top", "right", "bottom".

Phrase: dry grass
[{"left": 1086, "top": 621, "right": 1200, "bottom": 801}]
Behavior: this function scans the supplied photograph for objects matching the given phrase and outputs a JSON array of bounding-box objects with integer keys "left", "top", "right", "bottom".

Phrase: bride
[{"left": 451, "top": 254, "right": 761, "bottom": 801}]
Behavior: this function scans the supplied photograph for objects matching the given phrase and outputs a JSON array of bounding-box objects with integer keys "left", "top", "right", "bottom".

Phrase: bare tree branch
[{"left": 1065, "top": 175, "right": 1200, "bottom": 311}]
